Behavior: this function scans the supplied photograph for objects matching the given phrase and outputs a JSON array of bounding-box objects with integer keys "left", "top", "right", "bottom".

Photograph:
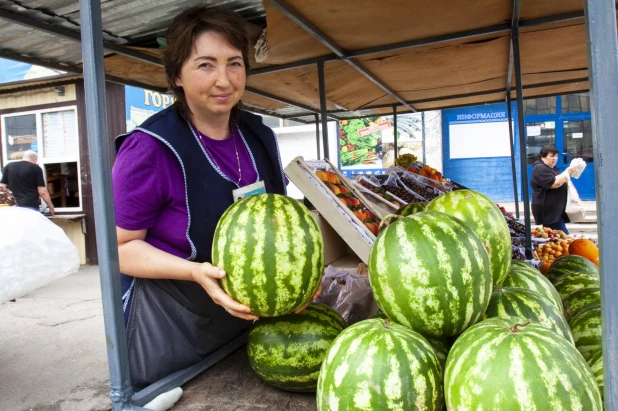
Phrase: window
[
  {"left": 562, "top": 93, "right": 590, "bottom": 113},
  {"left": 524, "top": 97, "right": 557, "bottom": 115},
  {"left": 2, "top": 106, "right": 82, "bottom": 211}
]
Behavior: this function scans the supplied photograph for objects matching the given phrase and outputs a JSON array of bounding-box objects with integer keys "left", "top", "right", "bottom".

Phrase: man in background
[{"left": 0, "top": 150, "right": 54, "bottom": 215}]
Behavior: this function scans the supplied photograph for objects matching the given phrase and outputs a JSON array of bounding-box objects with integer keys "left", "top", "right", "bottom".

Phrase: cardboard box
[{"left": 312, "top": 210, "right": 352, "bottom": 266}]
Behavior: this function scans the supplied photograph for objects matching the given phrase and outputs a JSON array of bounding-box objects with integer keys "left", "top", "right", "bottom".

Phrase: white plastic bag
[
  {"left": 569, "top": 158, "right": 587, "bottom": 179},
  {"left": 0, "top": 207, "right": 80, "bottom": 303},
  {"left": 566, "top": 180, "right": 587, "bottom": 223}
]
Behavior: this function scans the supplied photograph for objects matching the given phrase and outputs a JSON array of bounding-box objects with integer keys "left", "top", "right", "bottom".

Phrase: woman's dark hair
[
  {"left": 163, "top": 6, "right": 250, "bottom": 127},
  {"left": 539, "top": 145, "right": 559, "bottom": 158}
]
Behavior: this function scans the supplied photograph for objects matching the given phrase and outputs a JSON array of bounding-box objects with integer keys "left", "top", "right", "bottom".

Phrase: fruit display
[
  {"left": 588, "top": 349, "right": 604, "bottom": 398},
  {"left": 444, "top": 317, "right": 602, "bottom": 411},
  {"left": 562, "top": 287, "right": 601, "bottom": 322},
  {"left": 532, "top": 226, "right": 571, "bottom": 239},
  {"left": 368, "top": 211, "right": 492, "bottom": 338},
  {"left": 247, "top": 303, "right": 346, "bottom": 392},
  {"left": 316, "top": 318, "right": 444, "bottom": 411},
  {"left": 394, "top": 153, "right": 418, "bottom": 169},
  {"left": 212, "top": 193, "right": 323, "bottom": 317},
  {"left": 535, "top": 239, "right": 572, "bottom": 265},
  {"left": 314, "top": 169, "right": 380, "bottom": 235},
  {"left": 569, "top": 238, "right": 600, "bottom": 266},
  {"left": 569, "top": 304, "right": 602, "bottom": 361},
  {"left": 355, "top": 177, "right": 405, "bottom": 208},
  {"left": 544, "top": 254, "right": 599, "bottom": 283},
  {"left": 406, "top": 162, "right": 447, "bottom": 183},
  {"left": 481, "top": 286, "right": 574, "bottom": 344},
  {"left": 383, "top": 184, "right": 420, "bottom": 203},
  {"left": 501, "top": 261, "right": 563, "bottom": 313},
  {"left": 427, "top": 190, "right": 512, "bottom": 285},
  {"left": 552, "top": 272, "right": 600, "bottom": 301},
  {"left": 398, "top": 173, "right": 443, "bottom": 200},
  {"left": 394, "top": 201, "right": 427, "bottom": 217}
]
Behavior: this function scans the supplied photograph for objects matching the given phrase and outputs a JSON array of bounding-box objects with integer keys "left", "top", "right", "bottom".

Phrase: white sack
[{"left": 0, "top": 207, "right": 80, "bottom": 303}]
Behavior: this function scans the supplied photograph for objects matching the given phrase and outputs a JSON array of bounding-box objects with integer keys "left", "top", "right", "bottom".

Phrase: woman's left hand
[{"left": 294, "top": 282, "right": 323, "bottom": 314}]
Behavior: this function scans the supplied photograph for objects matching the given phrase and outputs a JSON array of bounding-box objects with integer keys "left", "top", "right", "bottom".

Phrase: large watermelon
[
  {"left": 395, "top": 201, "right": 427, "bottom": 216},
  {"left": 445, "top": 317, "right": 602, "bottom": 410},
  {"left": 317, "top": 318, "right": 444, "bottom": 410},
  {"left": 482, "top": 286, "right": 574, "bottom": 344},
  {"left": 588, "top": 348, "right": 604, "bottom": 399},
  {"left": 368, "top": 211, "right": 492, "bottom": 338},
  {"left": 569, "top": 304, "right": 602, "bottom": 361},
  {"left": 427, "top": 190, "right": 511, "bottom": 285},
  {"left": 545, "top": 255, "right": 599, "bottom": 283},
  {"left": 502, "top": 261, "right": 563, "bottom": 313},
  {"left": 247, "top": 303, "right": 345, "bottom": 392},
  {"left": 562, "top": 287, "right": 601, "bottom": 322},
  {"left": 212, "top": 193, "right": 324, "bottom": 317},
  {"left": 552, "top": 272, "right": 600, "bottom": 301}
]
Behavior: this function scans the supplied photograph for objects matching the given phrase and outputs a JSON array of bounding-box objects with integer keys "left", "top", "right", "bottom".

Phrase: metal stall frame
[{"left": 71, "top": 0, "right": 618, "bottom": 408}]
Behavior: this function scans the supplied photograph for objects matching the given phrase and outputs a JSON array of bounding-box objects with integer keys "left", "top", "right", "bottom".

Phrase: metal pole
[
  {"left": 584, "top": 0, "right": 618, "bottom": 407},
  {"left": 506, "top": 94, "right": 520, "bottom": 219},
  {"left": 79, "top": 1, "right": 136, "bottom": 410},
  {"left": 422, "top": 112, "right": 426, "bottom": 164},
  {"left": 393, "top": 105, "right": 398, "bottom": 161},
  {"left": 512, "top": 25, "right": 533, "bottom": 253},
  {"left": 315, "top": 114, "right": 321, "bottom": 159},
  {"left": 317, "top": 61, "right": 330, "bottom": 159}
]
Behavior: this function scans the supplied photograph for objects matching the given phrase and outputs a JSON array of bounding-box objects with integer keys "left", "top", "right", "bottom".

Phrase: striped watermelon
[
  {"left": 212, "top": 193, "right": 324, "bottom": 317},
  {"left": 427, "top": 190, "right": 512, "bottom": 285},
  {"left": 553, "top": 272, "right": 600, "bottom": 301},
  {"left": 482, "top": 286, "right": 574, "bottom": 344},
  {"left": 317, "top": 318, "right": 444, "bottom": 410},
  {"left": 395, "top": 201, "right": 427, "bottom": 216},
  {"left": 587, "top": 348, "right": 604, "bottom": 399},
  {"left": 546, "top": 255, "right": 599, "bottom": 283},
  {"left": 502, "top": 260, "right": 563, "bottom": 313},
  {"left": 368, "top": 211, "right": 492, "bottom": 338},
  {"left": 562, "top": 287, "right": 601, "bottom": 322},
  {"left": 445, "top": 317, "right": 602, "bottom": 410},
  {"left": 569, "top": 304, "right": 602, "bottom": 361},
  {"left": 247, "top": 303, "right": 346, "bottom": 392}
]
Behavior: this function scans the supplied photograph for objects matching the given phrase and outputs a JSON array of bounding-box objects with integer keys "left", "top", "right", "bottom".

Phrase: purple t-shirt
[{"left": 112, "top": 128, "right": 259, "bottom": 258}]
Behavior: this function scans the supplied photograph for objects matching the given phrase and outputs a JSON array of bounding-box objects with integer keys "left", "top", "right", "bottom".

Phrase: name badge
[{"left": 233, "top": 180, "right": 266, "bottom": 202}]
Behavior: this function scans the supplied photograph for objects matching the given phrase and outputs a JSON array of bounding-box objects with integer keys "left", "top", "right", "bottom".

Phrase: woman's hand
[
  {"left": 294, "top": 282, "right": 323, "bottom": 314},
  {"left": 191, "top": 263, "right": 258, "bottom": 321}
]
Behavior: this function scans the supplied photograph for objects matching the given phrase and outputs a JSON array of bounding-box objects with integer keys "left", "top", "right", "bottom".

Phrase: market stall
[{"left": 0, "top": 0, "right": 616, "bottom": 409}]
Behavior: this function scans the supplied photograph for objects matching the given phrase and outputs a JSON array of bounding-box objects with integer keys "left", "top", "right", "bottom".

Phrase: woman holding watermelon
[{"left": 112, "top": 6, "right": 320, "bottom": 390}]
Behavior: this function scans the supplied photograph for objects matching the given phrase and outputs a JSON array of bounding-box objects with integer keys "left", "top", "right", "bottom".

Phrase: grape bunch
[
  {"left": 383, "top": 185, "right": 418, "bottom": 204},
  {"left": 399, "top": 176, "right": 441, "bottom": 200}
]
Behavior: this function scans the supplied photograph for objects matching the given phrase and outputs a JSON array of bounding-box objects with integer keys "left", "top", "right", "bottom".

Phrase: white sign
[
  {"left": 527, "top": 125, "right": 541, "bottom": 136},
  {"left": 573, "top": 132, "right": 584, "bottom": 139},
  {"left": 450, "top": 122, "right": 512, "bottom": 159}
]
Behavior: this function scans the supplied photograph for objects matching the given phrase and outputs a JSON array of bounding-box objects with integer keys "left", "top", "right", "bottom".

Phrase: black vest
[{"left": 114, "top": 105, "right": 287, "bottom": 263}]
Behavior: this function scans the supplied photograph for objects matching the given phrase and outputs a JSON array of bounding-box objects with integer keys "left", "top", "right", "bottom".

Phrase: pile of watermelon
[{"left": 214, "top": 191, "right": 604, "bottom": 409}]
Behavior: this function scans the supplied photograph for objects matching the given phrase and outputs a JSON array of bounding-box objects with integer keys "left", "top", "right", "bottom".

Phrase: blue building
[{"left": 442, "top": 93, "right": 594, "bottom": 202}]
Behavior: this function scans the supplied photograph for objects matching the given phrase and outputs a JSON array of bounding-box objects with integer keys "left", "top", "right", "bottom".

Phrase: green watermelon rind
[
  {"left": 444, "top": 317, "right": 602, "bottom": 410},
  {"left": 317, "top": 318, "right": 444, "bottom": 411},
  {"left": 546, "top": 255, "right": 599, "bottom": 283},
  {"left": 482, "top": 286, "right": 575, "bottom": 345},
  {"left": 247, "top": 303, "right": 345, "bottom": 392},
  {"left": 568, "top": 304, "right": 602, "bottom": 362},
  {"left": 552, "top": 273, "right": 600, "bottom": 301},
  {"left": 213, "top": 193, "right": 324, "bottom": 317},
  {"left": 587, "top": 348, "right": 604, "bottom": 399},
  {"left": 368, "top": 210, "right": 492, "bottom": 338},
  {"left": 427, "top": 190, "right": 512, "bottom": 286},
  {"left": 562, "top": 287, "right": 601, "bottom": 322},
  {"left": 502, "top": 262, "right": 563, "bottom": 314}
]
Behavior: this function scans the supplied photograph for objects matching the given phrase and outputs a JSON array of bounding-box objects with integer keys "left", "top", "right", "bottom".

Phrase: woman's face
[
  {"left": 175, "top": 31, "right": 246, "bottom": 120},
  {"left": 542, "top": 152, "right": 558, "bottom": 167}
]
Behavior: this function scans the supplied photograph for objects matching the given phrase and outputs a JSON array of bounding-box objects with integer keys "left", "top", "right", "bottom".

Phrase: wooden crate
[{"left": 285, "top": 157, "right": 381, "bottom": 263}]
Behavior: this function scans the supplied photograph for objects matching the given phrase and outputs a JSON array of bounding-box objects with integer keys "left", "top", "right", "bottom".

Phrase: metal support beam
[
  {"left": 0, "top": 8, "right": 162, "bottom": 67},
  {"left": 511, "top": 11, "right": 533, "bottom": 254},
  {"left": 317, "top": 61, "right": 330, "bottom": 159},
  {"left": 79, "top": 1, "right": 136, "bottom": 410},
  {"left": 393, "top": 105, "right": 398, "bottom": 161},
  {"left": 264, "top": 0, "right": 415, "bottom": 112},
  {"left": 421, "top": 112, "right": 426, "bottom": 164},
  {"left": 244, "top": 87, "right": 342, "bottom": 121},
  {"left": 506, "top": 94, "right": 520, "bottom": 219},
  {"left": 584, "top": 0, "right": 618, "bottom": 408},
  {"left": 315, "top": 114, "right": 321, "bottom": 159}
]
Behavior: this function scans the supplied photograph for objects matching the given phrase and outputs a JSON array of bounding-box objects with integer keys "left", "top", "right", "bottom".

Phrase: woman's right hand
[{"left": 191, "top": 263, "right": 258, "bottom": 321}]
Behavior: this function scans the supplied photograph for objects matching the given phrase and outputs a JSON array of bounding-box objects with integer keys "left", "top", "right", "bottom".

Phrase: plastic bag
[
  {"left": 0, "top": 207, "right": 80, "bottom": 303},
  {"left": 314, "top": 265, "right": 375, "bottom": 325},
  {"left": 382, "top": 172, "right": 426, "bottom": 203},
  {"left": 569, "top": 158, "right": 587, "bottom": 179}
]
